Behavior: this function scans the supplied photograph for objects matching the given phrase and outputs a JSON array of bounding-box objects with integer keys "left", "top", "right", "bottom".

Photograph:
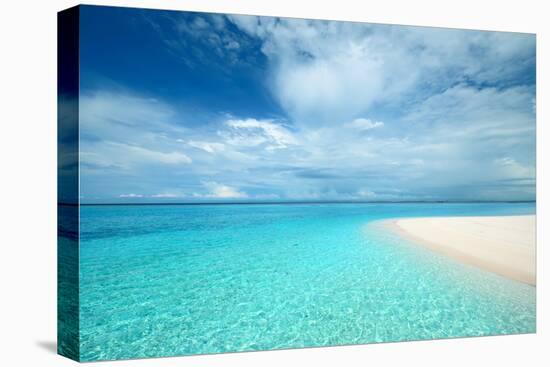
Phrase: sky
[{"left": 76, "top": 5, "right": 536, "bottom": 203}]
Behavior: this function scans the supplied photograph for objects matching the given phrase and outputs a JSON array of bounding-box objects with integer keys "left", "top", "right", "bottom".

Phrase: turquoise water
[{"left": 76, "top": 203, "right": 536, "bottom": 361}]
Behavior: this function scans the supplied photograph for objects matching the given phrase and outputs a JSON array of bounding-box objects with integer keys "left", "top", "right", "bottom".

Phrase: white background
[{"left": 0, "top": 0, "right": 547, "bottom": 365}]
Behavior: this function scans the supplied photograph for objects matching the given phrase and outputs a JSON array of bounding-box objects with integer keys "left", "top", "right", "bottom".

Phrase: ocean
[{"left": 65, "top": 202, "right": 535, "bottom": 361}]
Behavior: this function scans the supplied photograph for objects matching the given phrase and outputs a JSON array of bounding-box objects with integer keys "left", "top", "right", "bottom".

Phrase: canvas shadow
[{"left": 36, "top": 340, "right": 57, "bottom": 354}]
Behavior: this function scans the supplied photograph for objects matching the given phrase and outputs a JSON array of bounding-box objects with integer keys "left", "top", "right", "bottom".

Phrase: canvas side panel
[{"left": 57, "top": 6, "right": 80, "bottom": 362}]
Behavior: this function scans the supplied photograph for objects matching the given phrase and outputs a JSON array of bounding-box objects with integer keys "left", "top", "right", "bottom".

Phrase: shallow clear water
[{"left": 76, "top": 203, "right": 536, "bottom": 361}]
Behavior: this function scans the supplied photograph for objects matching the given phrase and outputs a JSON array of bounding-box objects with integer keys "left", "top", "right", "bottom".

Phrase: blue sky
[{"left": 77, "top": 5, "right": 536, "bottom": 203}]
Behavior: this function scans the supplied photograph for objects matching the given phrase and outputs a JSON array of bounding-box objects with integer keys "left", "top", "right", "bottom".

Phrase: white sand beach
[{"left": 385, "top": 215, "right": 536, "bottom": 285}]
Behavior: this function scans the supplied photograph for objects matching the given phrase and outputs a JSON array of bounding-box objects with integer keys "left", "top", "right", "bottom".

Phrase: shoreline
[{"left": 383, "top": 215, "right": 536, "bottom": 286}]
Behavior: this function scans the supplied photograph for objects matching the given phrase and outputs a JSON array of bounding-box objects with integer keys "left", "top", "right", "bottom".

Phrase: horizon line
[{"left": 62, "top": 200, "right": 537, "bottom": 206}]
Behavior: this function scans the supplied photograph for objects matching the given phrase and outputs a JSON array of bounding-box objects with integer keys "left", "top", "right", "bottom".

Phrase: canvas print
[{"left": 58, "top": 5, "right": 536, "bottom": 362}]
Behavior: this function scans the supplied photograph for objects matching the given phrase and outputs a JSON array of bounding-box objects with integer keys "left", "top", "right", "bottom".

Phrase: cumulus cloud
[
  {"left": 228, "top": 15, "right": 535, "bottom": 126},
  {"left": 78, "top": 90, "right": 200, "bottom": 201},
  {"left": 78, "top": 14, "right": 535, "bottom": 202},
  {"left": 80, "top": 84, "right": 535, "bottom": 202},
  {"left": 196, "top": 181, "right": 248, "bottom": 198}
]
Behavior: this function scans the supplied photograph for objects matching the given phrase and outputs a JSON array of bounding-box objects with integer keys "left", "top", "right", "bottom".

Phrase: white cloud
[
  {"left": 150, "top": 193, "right": 182, "bottom": 198},
  {"left": 494, "top": 157, "right": 534, "bottom": 179},
  {"left": 196, "top": 181, "right": 248, "bottom": 198},
  {"left": 357, "top": 189, "right": 376, "bottom": 198},
  {"left": 79, "top": 18, "right": 535, "bottom": 202},
  {"left": 192, "top": 17, "right": 209, "bottom": 30},
  {"left": 85, "top": 142, "right": 191, "bottom": 168},
  {"left": 146, "top": 12, "right": 256, "bottom": 69},
  {"left": 79, "top": 91, "right": 193, "bottom": 176},
  {"left": 81, "top": 84, "right": 535, "bottom": 201},
  {"left": 117, "top": 143, "right": 192, "bottom": 164},
  {"left": 183, "top": 140, "right": 226, "bottom": 154},
  {"left": 119, "top": 193, "right": 143, "bottom": 198},
  {"left": 80, "top": 91, "right": 180, "bottom": 140},
  {"left": 495, "top": 157, "right": 516, "bottom": 166},
  {"left": 347, "top": 118, "right": 384, "bottom": 131},
  {"left": 228, "top": 15, "right": 535, "bottom": 126},
  {"left": 230, "top": 17, "right": 390, "bottom": 125},
  {"left": 222, "top": 118, "right": 298, "bottom": 150}
]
